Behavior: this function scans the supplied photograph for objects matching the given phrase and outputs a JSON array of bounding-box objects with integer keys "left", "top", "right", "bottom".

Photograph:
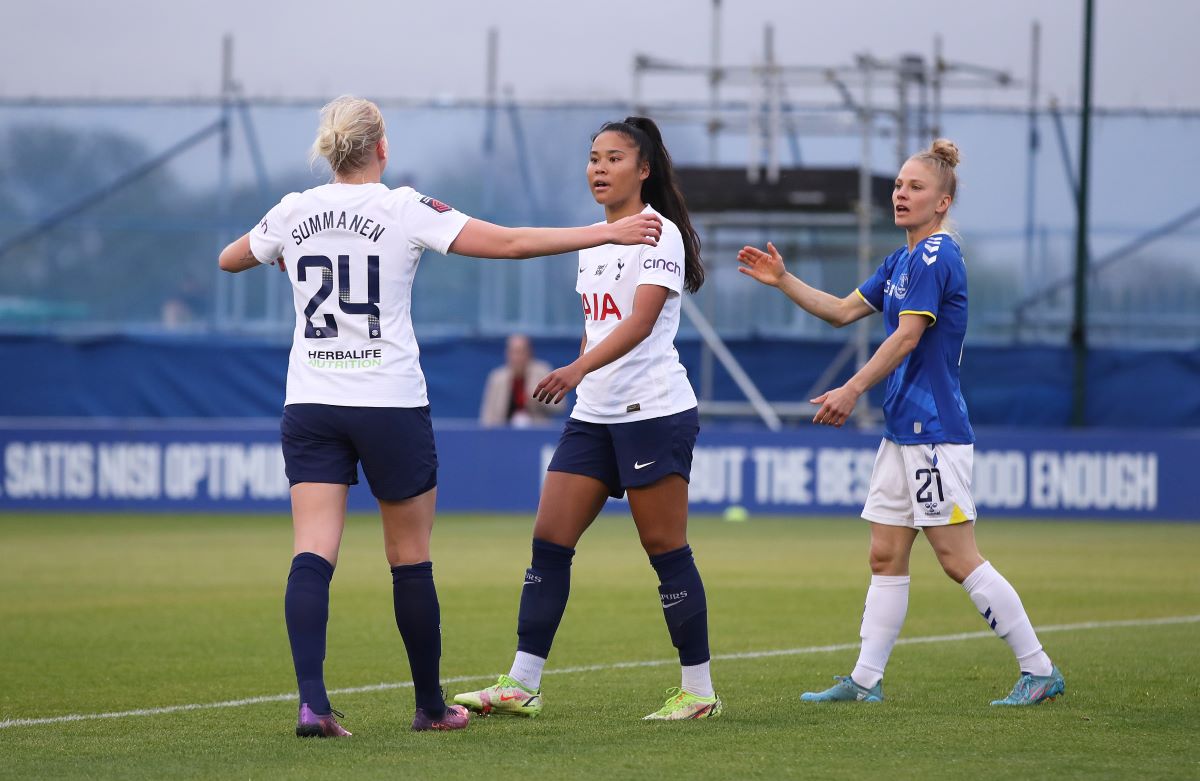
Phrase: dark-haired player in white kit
[
  {"left": 739, "top": 139, "right": 1064, "bottom": 707},
  {"left": 455, "top": 117, "right": 722, "bottom": 721},
  {"left": 218, "top": 96, "right": 662, "bottom": 737}
]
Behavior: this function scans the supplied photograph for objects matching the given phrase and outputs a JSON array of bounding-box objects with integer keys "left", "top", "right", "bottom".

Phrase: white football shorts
[{"left": 861, "top": 439, "right": 977, "bottom": 528}]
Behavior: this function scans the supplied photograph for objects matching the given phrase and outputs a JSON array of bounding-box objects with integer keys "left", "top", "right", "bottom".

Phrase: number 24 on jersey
[{"left": 298, "top": 253, "right": 381, "bottom": 339}]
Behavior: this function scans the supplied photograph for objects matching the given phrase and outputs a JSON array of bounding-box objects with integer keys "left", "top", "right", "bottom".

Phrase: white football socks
[
  {"left": 681, "top": 660, "right": 715, "bottom": 698},
  {"left": 508, "top": 650, "right": 546, "bottom": 691},
  {"left": 510, "top": 652, "right": 716, "bottom": 697},
  {"left": 850, "top": 574, "right": 911, "bottom": 689},
  {"left": 962, "top": 561, "right": 1054, "bottom": 676}
]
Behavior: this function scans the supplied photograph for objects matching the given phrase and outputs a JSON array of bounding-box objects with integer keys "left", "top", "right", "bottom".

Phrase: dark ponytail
[{"left": 593, "top": 116, "right": 704, "bottom": 293}]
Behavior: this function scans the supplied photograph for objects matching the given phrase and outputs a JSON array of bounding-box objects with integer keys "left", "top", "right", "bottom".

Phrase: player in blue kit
[
  {"left": 738, "top": 139, "right": 1064, "bottom": 706},
  {"left": 217, "top": 96, "right": 662, "bottom": 737},
  {"left": 454, "top": 117, "right": 723, "bottom": 721}
]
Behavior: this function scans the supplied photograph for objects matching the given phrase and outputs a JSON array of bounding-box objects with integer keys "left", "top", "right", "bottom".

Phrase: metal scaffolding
[{"left": 629, "top": 1, "right": 1017, "bottom": 430}]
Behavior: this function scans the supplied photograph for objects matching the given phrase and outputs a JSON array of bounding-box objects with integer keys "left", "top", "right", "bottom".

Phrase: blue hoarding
[{"left": 0, "top": 419, "right": 1194, "bottom": 520}]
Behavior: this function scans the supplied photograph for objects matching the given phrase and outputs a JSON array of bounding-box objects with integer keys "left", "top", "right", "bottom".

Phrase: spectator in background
[{"left": 480, "top": 334, "right": 559, "bottom": 427}]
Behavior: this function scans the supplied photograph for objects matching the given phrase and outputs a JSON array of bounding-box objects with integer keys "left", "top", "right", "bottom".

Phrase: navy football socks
[
  {"left": 516, "top": 538, "right": 576, "bottom": 659},
  {"left": 284, "top": 552, "right": 335, "bottom": 715},
  {"left": 391, "top": 561, "right": 446, "bottom": 718},
  {"left": 649, "top": 545, "right": 711, "bottom": 666}
]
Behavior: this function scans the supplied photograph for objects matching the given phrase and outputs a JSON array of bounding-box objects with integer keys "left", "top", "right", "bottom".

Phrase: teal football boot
[
  {"left": 800, "top": 675, "right": 884, "bottom": 702},
  {"left": 990, "top": 666, "right": 1065, "bottom": 706}
]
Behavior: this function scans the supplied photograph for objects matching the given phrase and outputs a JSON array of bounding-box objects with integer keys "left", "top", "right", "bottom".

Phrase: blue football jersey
[{"left": 855, "top": 232, "right": 975, "bottom": 445}]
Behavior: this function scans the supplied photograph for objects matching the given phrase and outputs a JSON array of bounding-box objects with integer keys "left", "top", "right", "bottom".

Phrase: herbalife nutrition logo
[{"left": 308, "top": 348, "right": 383, "bottom": 370}]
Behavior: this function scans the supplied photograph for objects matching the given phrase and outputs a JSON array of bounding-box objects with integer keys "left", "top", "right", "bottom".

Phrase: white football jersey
[
  {"left": 249, "top": 183, "right": 469, "bottom": 408},
  {"left": 571, "top": 205, "right": 697, "bottom": 423}
]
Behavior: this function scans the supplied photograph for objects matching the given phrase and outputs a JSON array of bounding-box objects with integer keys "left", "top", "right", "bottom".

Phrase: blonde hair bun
[
  {"left": 310, "top": 96, "right": 386, "bottom": 175},
  {"left": 929, "top": 138, "right": 960, "bottom": 168}
]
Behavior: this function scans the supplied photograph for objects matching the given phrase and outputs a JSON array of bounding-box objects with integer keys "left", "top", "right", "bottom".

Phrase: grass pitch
[{"left": 1, "top": 512, "right": 1198, "bottom": 780}]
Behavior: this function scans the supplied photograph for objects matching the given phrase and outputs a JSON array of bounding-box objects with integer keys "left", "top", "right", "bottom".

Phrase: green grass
[{"left": 1, "top": 513, "right": 1198, "bottom": 780}]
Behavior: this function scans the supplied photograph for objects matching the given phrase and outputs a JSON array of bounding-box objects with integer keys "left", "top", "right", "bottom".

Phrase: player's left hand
[
  {"left": 608, "top": 213, "right": 662, "bottom": 247},
  {"left": 736, "top": 242, "right": 787, "bottom": 287},
  {"left": 811, "top": 385, "right": 860, "bottom": 427},
  {"left": 534, "top": 363, "right": 586, "bottom": 404}
]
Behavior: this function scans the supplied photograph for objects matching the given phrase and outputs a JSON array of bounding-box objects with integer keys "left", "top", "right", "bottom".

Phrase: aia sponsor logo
[
  {"left": 419, "top": 196, "right": 453, "bottom": 213},
  {"left": 581, "top": 292, "right": 622, "bottom": 321}
]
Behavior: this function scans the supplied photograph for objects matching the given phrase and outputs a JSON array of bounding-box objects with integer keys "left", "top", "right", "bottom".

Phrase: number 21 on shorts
[{"left": 913, "top": 467, "right": 944, "bottom": 504}]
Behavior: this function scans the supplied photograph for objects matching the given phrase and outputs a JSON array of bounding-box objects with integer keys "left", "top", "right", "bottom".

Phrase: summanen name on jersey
[
  {"left": 290, "top": 210, "right": 387, "bottom": 245},
  {"left": 252, "top": 184, "right": 471, "bottom": 407}
]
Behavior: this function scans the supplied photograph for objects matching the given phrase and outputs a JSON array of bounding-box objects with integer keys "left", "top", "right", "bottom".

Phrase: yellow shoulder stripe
[
  {"left": 854, "top": 288, "right": 878, "bottom": 311},
  {"left": 898, "top": 309, "right": 937, "bottom": 323}
]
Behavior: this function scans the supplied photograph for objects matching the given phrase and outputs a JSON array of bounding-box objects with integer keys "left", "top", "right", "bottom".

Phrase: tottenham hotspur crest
[{"left": 615, "top": 258, "right": 624, "bottom": 281}]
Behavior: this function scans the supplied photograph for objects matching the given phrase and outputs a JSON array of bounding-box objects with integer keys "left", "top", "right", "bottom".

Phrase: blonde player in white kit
[
  {"left": 455, "top": 117, "right": 722, "bottom": 721},
  {"left": 217, "top": 97, "right": 662, "bottom": 737}
]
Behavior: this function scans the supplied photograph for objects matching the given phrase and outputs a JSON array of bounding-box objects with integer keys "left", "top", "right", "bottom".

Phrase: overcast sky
[{"left": 2, "top": 0, "right": 1198, "bottom": 109}]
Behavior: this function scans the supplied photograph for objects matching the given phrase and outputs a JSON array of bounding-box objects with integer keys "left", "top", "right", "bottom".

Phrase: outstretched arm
[
  {"left": 449, "top": 213, "right": 661, "bottom": 259},
  {"left": 218, "top": 232, "right": 286, "bottom": 274},
  {"left": 810, "top": 313, "right": 931, "bottom": 427},
  {"left": 737, "top": 242, "right": 874, "bottom": 327},
  {"left": 533, "top": 284, "right": 669, "bottom": 404},
  {"left": 218, "top": 233, "right": 259, "bottom": 273}
]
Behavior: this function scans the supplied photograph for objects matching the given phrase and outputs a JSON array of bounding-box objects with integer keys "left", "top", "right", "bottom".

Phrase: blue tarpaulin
[{"left": 2, "top": 334, "right": 1197, "bottom": 428}]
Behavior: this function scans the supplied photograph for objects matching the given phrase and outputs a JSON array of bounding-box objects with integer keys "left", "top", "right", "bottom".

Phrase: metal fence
[{"left": 0, "top": 100, "right": 1196, "bottom": 348}]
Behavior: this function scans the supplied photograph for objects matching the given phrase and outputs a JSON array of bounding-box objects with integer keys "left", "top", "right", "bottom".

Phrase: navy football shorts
[
  {"left": 280, "top": 403, "right": 437, "bottom": 501},
  {"left": 546, "top": 407, "right": 699, "bottom": 498}
]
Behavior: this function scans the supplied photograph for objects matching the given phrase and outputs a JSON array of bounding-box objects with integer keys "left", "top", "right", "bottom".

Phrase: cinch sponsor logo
[
  {"left": 643, "top": 257, "right": 682, "bottom": 275},
  {"left": 581, "top": 292, "right": 623, "bottom": 321},
  {"left": 307, "top": 348, "right": 383, "bottom": 370}
]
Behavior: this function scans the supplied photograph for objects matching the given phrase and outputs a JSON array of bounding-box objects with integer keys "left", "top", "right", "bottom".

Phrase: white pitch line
[{"left": 2, "top": 614, "right": 1197, "bottom": 730}]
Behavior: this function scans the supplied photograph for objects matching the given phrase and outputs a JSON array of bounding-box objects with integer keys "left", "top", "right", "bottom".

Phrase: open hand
[
  {"left": 737, "top": 242, "right": 787, "bottom": 286},
  {"left": 609, "top": 213, "right": 662, "bottom": 247},
  {"left": 810, "top": 385, "right": 860, "bottom": 427},
  {"left": 534, "top": 362, "right": 586, "bottom": 404}
]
